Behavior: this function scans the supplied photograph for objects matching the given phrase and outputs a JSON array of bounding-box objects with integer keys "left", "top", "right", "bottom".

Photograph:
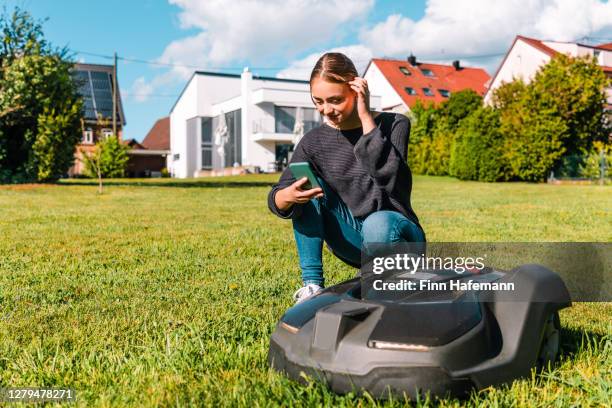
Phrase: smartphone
[{"left": 289, "top": 162, "right": 321, "bottom": 190}]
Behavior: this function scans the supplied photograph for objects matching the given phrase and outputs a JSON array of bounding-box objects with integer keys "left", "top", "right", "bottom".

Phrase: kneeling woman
[{"left": 267, "top": 52, "right": 426, "bottom": 303}]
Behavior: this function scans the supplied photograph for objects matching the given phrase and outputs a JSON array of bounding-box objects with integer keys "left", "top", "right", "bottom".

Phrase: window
[
  {"left": 201, "top": 117, "right": 213, "bottom": 169},
  {"left": 83, "top": 128, "right": 93, "bottom": 144},
  {"left": 223, "top": 109, "right": 242, "bottom": 167},
  {"left": 420, "top": 68, "right": 434, "bottom": 77},
  {"left": 399, "top": 66, "right": 411, "bottom": 76},
  {"left": 101, "top": 128, "right": 113, "bottom": 139},
  {"left": 275, "top": 106, "right": 320, "bottom": 135},
  {"left": 404, "top": 87, "right": 417, "bottom": 96},
  {"left": 275, "top": 106, "right": 296, "bottom": 133},
  {"left": 173, "top": 153, "right": 180, "bottom": 161},
  {"left": 438, "top": 89, "right": 450, "bottom": 98},
  {"left": 302, "top": 108, "right": 320, "bottom": 133},
  {"left": 422, "top": 87, "right": 434, "bottom": 96}
]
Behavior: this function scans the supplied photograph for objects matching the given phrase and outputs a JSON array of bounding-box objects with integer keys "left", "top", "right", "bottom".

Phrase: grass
[{"left": 0, "top": 174, "right": 610, "bottom": 407}]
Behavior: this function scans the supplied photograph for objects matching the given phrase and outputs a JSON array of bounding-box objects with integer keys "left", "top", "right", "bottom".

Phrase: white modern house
[
  {"left": 169, "top": 68, "right": 382, "bottom": 178},
  {"left": 484, "top": 35, "right": 612, "bottom": 105}
]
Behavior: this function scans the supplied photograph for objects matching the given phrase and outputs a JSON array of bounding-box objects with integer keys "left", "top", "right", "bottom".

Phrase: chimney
[
  {"left": 452, "top": 60, "right": 461, "bottom": 70},
  {"left": 407, "top": 54, "right": 417, "bottom": 66}
]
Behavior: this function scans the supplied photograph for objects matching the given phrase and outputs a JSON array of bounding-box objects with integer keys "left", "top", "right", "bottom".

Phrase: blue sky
[{"left": 5, "top": 0, "right": 612, "bottom": 141}]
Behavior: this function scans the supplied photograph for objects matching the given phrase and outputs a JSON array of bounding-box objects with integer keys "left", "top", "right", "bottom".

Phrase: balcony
[
  {"left": 252, "top": 119, "right": 293, "bottom": 142},
  {"left": 251, "top": 87, "right": 312, "bottom": 106},
  {"left": 251, "top": 118, "right": 321, "bottom": 143}
]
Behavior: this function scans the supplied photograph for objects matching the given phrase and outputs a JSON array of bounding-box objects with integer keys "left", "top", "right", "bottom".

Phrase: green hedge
[{"left": 408, "top": 54, "right": 610, "bottom": 182}]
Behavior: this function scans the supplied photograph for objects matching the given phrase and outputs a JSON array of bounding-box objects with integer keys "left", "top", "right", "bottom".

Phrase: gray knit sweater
[{"left": 267, "top": 112, "right": 422, "bottom": 232}]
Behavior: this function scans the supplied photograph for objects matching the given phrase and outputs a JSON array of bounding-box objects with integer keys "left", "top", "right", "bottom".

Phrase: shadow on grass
[
  {"left": 557, "top": 325, "right": 607, "bottom": 361},
  {"left": 56, "top": 180, "right": 276, "bottom": 188}
]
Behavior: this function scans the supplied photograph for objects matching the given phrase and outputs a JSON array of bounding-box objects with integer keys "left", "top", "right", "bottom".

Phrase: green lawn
[{"left": 0, "top": 175, "right": 610, "bottom": 407}]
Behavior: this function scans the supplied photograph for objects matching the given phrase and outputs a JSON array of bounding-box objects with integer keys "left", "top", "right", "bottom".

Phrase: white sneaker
[{"left": 293, "top": 284, "right": 323, "bottom": 304}]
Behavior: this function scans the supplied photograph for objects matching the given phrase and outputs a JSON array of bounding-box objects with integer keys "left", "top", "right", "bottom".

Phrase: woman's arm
[
  {"left": 348, "top": 77, "right": 412, "bottom": 199},
  {"left": 353, "top": 114, "right": 412, "bottom": 197}
]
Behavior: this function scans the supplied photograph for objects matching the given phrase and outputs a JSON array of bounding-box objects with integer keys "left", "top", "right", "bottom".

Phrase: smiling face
[{"left": 310, "top": 78, "right": 356, "bottom": 126}]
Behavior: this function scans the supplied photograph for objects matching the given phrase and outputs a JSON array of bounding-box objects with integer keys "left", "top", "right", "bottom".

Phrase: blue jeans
[{"left": 292, "top": 177, "right": 426, "bottom": 286}]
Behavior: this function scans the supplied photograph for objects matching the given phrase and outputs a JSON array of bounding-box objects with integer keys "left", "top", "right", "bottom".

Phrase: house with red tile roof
[
  {"left": 126, "top": 116, "right": 171, "bottom": 177},
  {"left": 363, "top": 56, "right": 491, "bottom": 113},
  {"left": 484, "top": 35, "right": 612, "bottom": 107},
  {"left": 69, "top": 63, "right": 126, "bottom": 176}
]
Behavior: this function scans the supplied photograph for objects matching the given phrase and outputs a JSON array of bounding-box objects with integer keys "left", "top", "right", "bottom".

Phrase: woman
[{"left": 267, "top": 52, "right": 426, "bottom": 303}]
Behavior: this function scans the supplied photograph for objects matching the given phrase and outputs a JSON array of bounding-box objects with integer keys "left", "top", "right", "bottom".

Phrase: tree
[
  {"left": 579, "top": 141, "right": 611, "bottom": 183},
  {"left": 493, "top": 54, "right": 610, "bottom": 181},
  {"left": 82, "top": 132, "right": 129, "bottom": 192},
  {"left": 449, "top": 106, "right": 511, "bottom": 181},
  {"left": 437, "top": 89, "right": 483, "bottom": 132},
  {"left": 0, "top": 7, "right": 82, "bottom": 182},
  {"left": 408, "top": 91, "right": 483, "bottom": 176}
]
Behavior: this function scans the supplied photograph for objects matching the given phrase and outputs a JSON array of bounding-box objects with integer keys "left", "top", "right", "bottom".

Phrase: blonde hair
[{"left": 309, "top": 52, "right": 358, "bottom": 84}]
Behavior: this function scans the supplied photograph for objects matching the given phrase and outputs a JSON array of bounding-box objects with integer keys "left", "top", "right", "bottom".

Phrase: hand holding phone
[
  {"left": 274, "top": 162, "right": 324, "bottom": 211},
  {"left": 289, "top": 162, "right": 321, "bottom": 190}
]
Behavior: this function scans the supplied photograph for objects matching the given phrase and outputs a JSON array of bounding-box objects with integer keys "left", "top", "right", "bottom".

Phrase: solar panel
[{"left": 72, "top": 66, "right": 125, "bottom": 124}]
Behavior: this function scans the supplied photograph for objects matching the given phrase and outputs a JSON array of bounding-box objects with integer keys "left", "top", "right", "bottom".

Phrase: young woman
[{"left": 267, "top": 52, "right": 426, "bottom": 303}]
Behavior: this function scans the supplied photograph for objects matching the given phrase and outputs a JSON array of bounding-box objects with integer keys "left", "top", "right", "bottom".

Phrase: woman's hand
[
  {"left": 348, "top": 77, "right": 376, "bottom": 134},
  {"left": 275, "top": 177, "right": 323, "bottom": 211}
]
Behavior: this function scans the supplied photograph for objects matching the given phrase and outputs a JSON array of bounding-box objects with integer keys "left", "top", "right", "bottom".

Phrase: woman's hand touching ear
[{"left": 348, "top": 77, "right": 375, "bottom": 134}]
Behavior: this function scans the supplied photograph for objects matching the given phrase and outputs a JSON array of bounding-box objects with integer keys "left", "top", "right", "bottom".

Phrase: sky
[{"left": 5, "top": 0, "right": 612, "bottom": 142}]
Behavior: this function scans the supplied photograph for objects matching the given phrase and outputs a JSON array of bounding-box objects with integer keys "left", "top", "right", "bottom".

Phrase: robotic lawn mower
[{"left": 269, "top": 264, "right": 570, "bottom": 398}]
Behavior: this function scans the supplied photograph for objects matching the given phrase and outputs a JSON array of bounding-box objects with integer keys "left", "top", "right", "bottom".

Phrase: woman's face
[{"left": 310, "top": 78, "right": 356, "bottom": 126}]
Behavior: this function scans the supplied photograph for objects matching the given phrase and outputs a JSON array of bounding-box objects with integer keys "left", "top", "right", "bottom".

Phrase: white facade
[
  {"left": 484, "top": 37, "right": 612, "bottom": 105},
  {"left": 363, "top": 62, "right": 407, "bottom": 112},
  {"left": 169, "top": 69, "right": 382, "bottom": 178}
]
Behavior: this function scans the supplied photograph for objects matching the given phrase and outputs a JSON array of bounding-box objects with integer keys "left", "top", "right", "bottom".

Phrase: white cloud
[
  {"left": 358, "top": 0, "right": 612, "bottom": 73},
  {"left": 137, "top": 0, "right": 374, "bottom": 101},
  {"left": 138, "top": 0, "right": 612, "bottom": 102},
  {"left": 162, "top": 0, "right": 373, "bottom": 69},
  {"left": 129, "top": 76, "right": 154, "bottom": 102},
  {"left": 276, "top": 45, "right": 374, "bottom": 80}
]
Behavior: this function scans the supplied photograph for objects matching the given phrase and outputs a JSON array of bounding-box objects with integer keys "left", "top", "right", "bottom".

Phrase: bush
[
  {"left": 493, "top": 54, "right": 609, "bottom": 181},
  {"left": 409, "top": 91, "right": 482, "bottom": 176},
  {"left": 0, "top": 8, "right": 82, "bottom": 183},
  {"left": 579, "top": 142, "right": 611, "bottom": 180},
  {"left": 83, "top": 135, "right": 129, "bottom": 178},
  {"left": 449, "top": 107, "right": 510, "bottom": 181}
]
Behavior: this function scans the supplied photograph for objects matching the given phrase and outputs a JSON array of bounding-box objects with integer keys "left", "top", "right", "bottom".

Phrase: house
[
  {"left": 69, "top": 63, "right": 126, "bottom": 176},
  {"left": 169, "top": 68, "right": 382, "bottom": 178},
  {"left": 125, "top": 117, "right": 171, "bottom": 177},
  {"left": 363, "top": 56, "right": 491, "bottom": 113},
  {"left": 484, "top": 35, "right": 612, "bottom": 106}
]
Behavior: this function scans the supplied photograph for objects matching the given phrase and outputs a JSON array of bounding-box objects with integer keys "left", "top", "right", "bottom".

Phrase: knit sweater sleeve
[
  {"left": 353, "top": 114, "right": 411, "bottom": 199},
  {"left": 267, "top": 139, "right": 309, "bottom": 219}
]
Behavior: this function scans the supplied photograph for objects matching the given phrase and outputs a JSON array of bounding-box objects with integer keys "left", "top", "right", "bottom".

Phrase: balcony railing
[{"left": 252, "top": 118, "right": 320, "bottom": 134}]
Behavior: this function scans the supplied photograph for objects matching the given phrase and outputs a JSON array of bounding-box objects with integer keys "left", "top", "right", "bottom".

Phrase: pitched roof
[
  {"left": 125, "top": 138, "right": 146, "bottom": 149},
  {"left": 371, "top": 58, "right": 491, "bottom": 108},
  {"left": 142, "top": 117, "right": 170, "bottom": 150},
  {"left": 516, "top": 35, "right": 558, "bottom": 57},
  {"left": 514, "top": 35, "right": 612, "bottom": 74},
  {"left": 73, "top": 63, "right": 126, "bottom": 125},
  {"left": 596, "top": 42, "right": 612, "bottom": 51}
]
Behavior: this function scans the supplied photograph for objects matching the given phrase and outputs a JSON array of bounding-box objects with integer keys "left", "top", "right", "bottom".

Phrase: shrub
[
  {"left": 579, "top": 142, "right": 611, "bottom": 180},
  {"left": 450, "top": 107, "right": 510, "bottom": 181},
  {"left": 83, "top": 135, "right": 129, "bottom": 178},
  {"left": 409, "top": 91, "right": 482, "bottom": 176},
  {"left": 493, "top": 54, "right": 609, "bottom": 181},
  {"left": 0, "top": 8, "right": 82, "bottom": 183}
]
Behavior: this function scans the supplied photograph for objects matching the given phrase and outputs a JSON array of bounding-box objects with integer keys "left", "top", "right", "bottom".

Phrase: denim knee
[{"left": 362, "top": 211, "right": 405, "bottom": 244}]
